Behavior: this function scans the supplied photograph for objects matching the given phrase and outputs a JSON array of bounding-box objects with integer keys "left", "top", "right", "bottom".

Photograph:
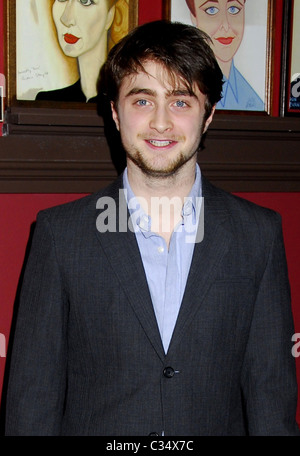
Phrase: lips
[
  {"left": 216, "top": 37, "right": 234, "bottom": 45},
  {"left": 64, "top": 33, "right": 80, "bottom": 44},
  {"left": 148, "top": 140, "right": 174, "bottom": 147}
]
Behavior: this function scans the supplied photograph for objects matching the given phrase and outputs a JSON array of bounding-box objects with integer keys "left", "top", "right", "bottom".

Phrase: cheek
[
  {"left": 229, "top": 15, "right": 245, "bottom": 37},
  {"left": 176, "top": 116, "right": 202, "bottom": 143},
  {"left": 116, "top": 111, "right": 134, "bottom": 136},
  {"left": 77, "top": 13, "right": 106, "bottom": 44},
  {"left": 52, "top": 5, "right": 62, "bottom": 28},
  {"left": 90, "top": 18, "right": 106, "bottom": 37},
  {"left": 230, "top": 22, "right": 244, "bottom": 54},
  {"left": 119, "top": 108, "right": 144, "bottom": 129},
  {"left": 195, "top": 14, "right": 220, "bottom": 37},
  {"left": 184, "top": 113, "right": 203, "bottom": 130}
]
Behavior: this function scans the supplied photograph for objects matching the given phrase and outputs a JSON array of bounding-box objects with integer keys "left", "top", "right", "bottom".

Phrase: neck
[
  {"left": 77, "top": 39, "right": 107, "bottom": 101},
  {"left": 127, "top": 158, "right": 197, "bottom": 246},
  {"left": 217, "top": 59, "right": 232, "bottom": 79}
]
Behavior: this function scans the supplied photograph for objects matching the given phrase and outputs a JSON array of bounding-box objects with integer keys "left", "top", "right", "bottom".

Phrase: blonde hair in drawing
[{"left": 108, "top": 0, "right": 130, "bottom": 51}]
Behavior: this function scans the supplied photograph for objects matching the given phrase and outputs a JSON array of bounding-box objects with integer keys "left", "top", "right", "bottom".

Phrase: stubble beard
[
  {"left": 125, "top": 126, "right": 205, "bottom": 179},
  {"left": 126, "top": 147, "right": 201, "bottom": 178}
]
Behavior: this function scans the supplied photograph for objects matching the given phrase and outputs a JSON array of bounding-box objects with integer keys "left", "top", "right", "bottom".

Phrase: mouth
[
  {"left": 147, "top": 140, "right": 174, "bottom": 147},
  {"left": 216, "top": 37, "right": 234, "bottom": 45},
  {"left": 64, "top": 33, "right": 80, "bottom": 44}
]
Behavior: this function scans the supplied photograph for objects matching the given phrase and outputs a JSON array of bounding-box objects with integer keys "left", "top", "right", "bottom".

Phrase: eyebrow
[
  {"left": 198, "top": 0, "right": 218, "bottom": 6},
  {"left": 125, "top": 88, "right": 155, "bottom": 98},
  {"left": 199, "top": 0, "right": 244, "bottom": 6},
  {"left": 125, "top": 88, "right": 196, "bottom": 98}
]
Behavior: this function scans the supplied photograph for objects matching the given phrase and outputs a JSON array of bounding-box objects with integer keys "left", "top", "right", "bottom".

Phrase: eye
[
  {"left": 228, "top": 6, "right": 241, "bottom": 15},
  {"left": 79, "top": 0, "right": 95, "bottom": 6},
  {"left": 205, "top": 7, "right": 219, "bottom": 15},
  {"left": 174, "top": 100, "right": 187, "bottom": 108},
  {"left": 136, "top": 99, "right": 150, "bottom": 106}
]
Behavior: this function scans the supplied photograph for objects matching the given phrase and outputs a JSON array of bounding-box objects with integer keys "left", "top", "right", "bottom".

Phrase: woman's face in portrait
[
  {"left": 191, "top": 0, "right": 245, "bottom": 63},
  {"left": 52, "top": 0, "right": 115, "bottom": 58}
]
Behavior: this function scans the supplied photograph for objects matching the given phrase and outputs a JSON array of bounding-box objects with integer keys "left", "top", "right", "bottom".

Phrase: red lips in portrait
[
  {"left": 64, "top": 34, "right": 80, "bottom": 44},
  {"left": 216, "top": 37, "right": 234, "bottom": 45}
]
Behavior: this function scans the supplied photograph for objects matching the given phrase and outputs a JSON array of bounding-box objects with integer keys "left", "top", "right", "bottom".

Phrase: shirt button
[
  {"left": 163, "top": 366, "right": 175, "bottom": 378},
  {"left": 157, "top": 246, "right": 164, "bottom": 253}
]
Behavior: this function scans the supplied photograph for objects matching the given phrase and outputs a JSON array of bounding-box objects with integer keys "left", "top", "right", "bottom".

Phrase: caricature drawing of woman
[
  {"left": 36, "top": 0, "right": 123, "bottom": 103},
  {"left": 185, "top": 0, "right": 264, "bottom": 110}
]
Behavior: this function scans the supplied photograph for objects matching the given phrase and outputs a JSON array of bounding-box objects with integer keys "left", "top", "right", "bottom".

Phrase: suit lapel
[
  {"left": 94, "top": 177, "right": 165, "bottom": 361},
  {"left": 93, "top": 175, "right": 233, "bottom": 360},
  {"left": 167, "top": 177, "right": 233, "bottom": 356}
]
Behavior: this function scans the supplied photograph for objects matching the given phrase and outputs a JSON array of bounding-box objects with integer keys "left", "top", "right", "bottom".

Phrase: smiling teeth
[{"left": 149, "top": 140, "right": 172, "bottom": 147}]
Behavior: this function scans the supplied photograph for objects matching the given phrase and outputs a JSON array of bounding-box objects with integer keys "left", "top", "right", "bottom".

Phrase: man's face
[
  {"left": 191, "top": 0, "right": 245, "bottom": 63},
  {"left": 52, "top": 0, "right": 114, "bottom": 58},
  {"left": 111, "top": 61, "right": 214, "bottom": 178}
]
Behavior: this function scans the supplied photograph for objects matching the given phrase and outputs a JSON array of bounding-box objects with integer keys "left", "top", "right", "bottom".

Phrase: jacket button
[
  {"left": 149, "top": 432, "right": 159, "bottom": 436},
  {"left": 163, "top": 366, "right": 175, "bottom": 378}
]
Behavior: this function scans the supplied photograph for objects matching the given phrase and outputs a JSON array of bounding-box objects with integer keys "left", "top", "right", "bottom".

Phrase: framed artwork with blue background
[
  {"left": 285, "top": 0, "right": 300, "bottom": 115},
  {"left": 163, "top": 0, "right": 275, "bottom": 114}
]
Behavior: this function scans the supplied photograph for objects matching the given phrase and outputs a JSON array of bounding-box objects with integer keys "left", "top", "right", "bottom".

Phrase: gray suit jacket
[{"left": 5, "top": 175, "right": 300, "bottom": 435}]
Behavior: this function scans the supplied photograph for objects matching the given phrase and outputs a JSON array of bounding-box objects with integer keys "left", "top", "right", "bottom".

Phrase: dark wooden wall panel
[{"left": 1, "top": 107, "right": 299, "bottom": 193}]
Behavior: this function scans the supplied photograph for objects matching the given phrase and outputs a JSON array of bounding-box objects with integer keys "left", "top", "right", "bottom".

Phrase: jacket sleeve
[
  {"left": 241, "top": 213, "right": 300, "bottom": 435},
  {"left": 5, "top": 211, "right": 68, "bottom": 435}
]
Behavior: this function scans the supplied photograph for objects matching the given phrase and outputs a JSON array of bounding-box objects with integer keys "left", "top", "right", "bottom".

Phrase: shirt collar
[
  {"left": 122, "top": 165, "right": 202, "bottom": 236},
  {"left": 218, "top": 60, "right": 239, "bottom": 108}
]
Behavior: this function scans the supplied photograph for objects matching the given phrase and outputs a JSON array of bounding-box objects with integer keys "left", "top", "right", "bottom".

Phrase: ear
[
  {"left": 203, "top": 105, "right": 216, "bottom": 133},
  {"left": 111, "top": 101, "right": 120, "bottom": 131},
  {"left": 105, "top": 5, "right": 116, "bottom": 31}
]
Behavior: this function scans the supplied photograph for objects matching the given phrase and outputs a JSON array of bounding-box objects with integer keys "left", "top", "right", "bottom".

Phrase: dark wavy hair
[{"left": 98, "top": 20, "right": 223, "bottom": 120}]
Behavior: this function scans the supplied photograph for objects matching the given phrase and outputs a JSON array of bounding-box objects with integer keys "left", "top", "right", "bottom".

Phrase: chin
[
  {"left": 142, "top": 167, "right": 179, "bottom": 178},
  {"left": 134, "top": 154, "right": 194, "bottom": 178}
]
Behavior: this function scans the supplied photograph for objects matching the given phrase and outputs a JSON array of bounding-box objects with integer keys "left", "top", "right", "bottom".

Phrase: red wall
[
  {"left": 0, "top": 194, "right": 88, "bottom": 396},
  {"left": 0, "top": 0, "right": 4, "bottom": 136},
  {"left": 1, "top": 0, "right": 300, "bottom": 428}
]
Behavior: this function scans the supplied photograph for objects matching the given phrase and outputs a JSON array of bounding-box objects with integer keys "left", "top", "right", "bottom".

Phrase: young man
[{"left": 5, "top": 21, "right": 299, "bottom": 435}]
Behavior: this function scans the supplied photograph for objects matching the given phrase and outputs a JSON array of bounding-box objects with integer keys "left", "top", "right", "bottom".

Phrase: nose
[
  {"left": 219, "top": 12, "right": 230, "bottom": 33},
  {"left": 149, "top": 105, "right": 173, "bottom": 133},
  {"left": 60, "top": 0, "right": 76, "bottom": 27}
]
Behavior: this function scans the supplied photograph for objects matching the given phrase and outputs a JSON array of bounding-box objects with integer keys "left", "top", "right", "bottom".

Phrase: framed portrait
[
  {"left": 0, "top": 86, "right": 3, "bottom": 122},
  {"left": 163, "top": 0, "right": 275, "bottom": 114},
  {"left": 282, "top": 0, "right": 300, "bottom": 115},
  {"left": 6, "top": 0, "right": 138, "bottom": 107}
]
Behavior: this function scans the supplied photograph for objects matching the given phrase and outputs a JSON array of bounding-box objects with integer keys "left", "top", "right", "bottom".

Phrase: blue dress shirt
[
  {"left": 123, "top": 165, "right": 202, "bottom": 353},
  {"left": 217, "top": 60, "right": 264, "bottom": 111}
]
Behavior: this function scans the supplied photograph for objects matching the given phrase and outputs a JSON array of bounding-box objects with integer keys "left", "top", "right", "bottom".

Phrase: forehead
[
  {"left": 195, "top": 0, "right": 245, "bottom": 5},
  {"left": 120, "top": 60, "right": 197, "bottom": 95}
]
